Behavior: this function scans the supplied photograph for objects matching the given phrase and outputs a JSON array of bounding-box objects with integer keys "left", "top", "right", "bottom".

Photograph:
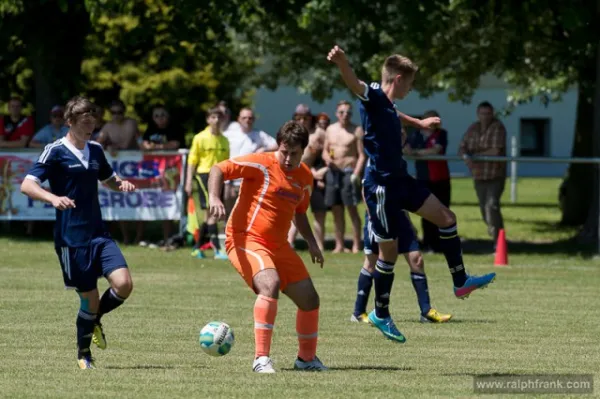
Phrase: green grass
[{"left": 1, "top": 178, "right": 598, "bottom": 398}]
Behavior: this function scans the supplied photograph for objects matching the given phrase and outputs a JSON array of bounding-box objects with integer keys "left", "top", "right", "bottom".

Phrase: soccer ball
[{"left": 199, "top": 321, "right": 235, "bottom": 357}]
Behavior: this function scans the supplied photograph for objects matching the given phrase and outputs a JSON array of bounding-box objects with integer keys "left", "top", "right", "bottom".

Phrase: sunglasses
[
  {"left": 153, "top": 113, "right": 168, "bottom": 118},
  {"left": 111, "top": 109, "right": 124, "bottom": 115}
]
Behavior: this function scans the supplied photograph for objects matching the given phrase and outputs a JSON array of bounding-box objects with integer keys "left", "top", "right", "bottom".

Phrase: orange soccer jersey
[
  {"left": 217, "top": 152, "right": 313, "bottom": 247},
  {"left": 216, "top": 152, "right": 314, "bottom": 290}
]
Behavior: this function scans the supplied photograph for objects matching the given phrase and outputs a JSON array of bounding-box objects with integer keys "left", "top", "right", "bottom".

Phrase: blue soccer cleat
[
  {"left": 454, "top": 273, "right": 496, "bottom": 299},
  {"left": 214, "top": 251, "right": 229, "bottom": 260},
  {"left": 367, "top": 310, "right": 406, "bottom": 343}
]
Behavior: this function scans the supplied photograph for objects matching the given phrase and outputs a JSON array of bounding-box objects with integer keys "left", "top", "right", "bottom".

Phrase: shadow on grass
[
  {"left": 104, "top": 364, "right": 178, "bottom": 370},
  {"left": 280, "top": 365, "right": 414, "bottom": 372},
  {"left": 452, "top": 201, "right": 558, "bottom": 209},
  {"left": 460, "top": 238, "right": 596, "bottom": 258},
  {"left": 398, "top": 318, "right": 497, "bottom": 324}
]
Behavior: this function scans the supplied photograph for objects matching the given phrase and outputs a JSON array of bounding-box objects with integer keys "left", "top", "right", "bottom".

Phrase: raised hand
[{"left": 327, "top": 45, "right": 348, "bottom": 65}]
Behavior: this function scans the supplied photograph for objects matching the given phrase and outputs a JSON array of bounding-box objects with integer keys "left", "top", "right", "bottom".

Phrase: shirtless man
[
  {"left": 97, "top": 100, "right": 139, "bottom": 152},
  {"left": 322, "top": 100, "right": 365, "bottom": 253},
  {"left": 97, "top": 99, "right": 140, "bottom": 245}
]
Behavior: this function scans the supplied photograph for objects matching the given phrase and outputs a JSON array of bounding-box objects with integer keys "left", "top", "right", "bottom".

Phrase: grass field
[{"left": 1, "top": 178, "right": 599, "bottom": 398}]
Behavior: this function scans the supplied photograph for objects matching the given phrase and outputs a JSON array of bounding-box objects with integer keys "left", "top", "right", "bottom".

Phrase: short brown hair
[
  {"left": 206, "top": 107, "right": 224, "bottom": 118},
  {"left": 64, "top": 96, "right": 95, "bottom": 122},
  {"left": 382, "top": 55, "right": 418, "bottom": 84},
  {"left": 337, "top": 100, "right": 352, "bottom": 109},
  {"left": 276, "top": 121, "right": 309, "bottom": 150}
]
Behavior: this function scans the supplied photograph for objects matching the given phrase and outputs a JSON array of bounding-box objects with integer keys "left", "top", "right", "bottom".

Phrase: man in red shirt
[{"left": 0, "top": 96, "right": 35, "bottom": 148}]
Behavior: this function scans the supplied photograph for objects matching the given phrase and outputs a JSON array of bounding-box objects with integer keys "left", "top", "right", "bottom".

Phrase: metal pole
[{"left": 510, "top": 135, "right": 518, "bottom": 203}]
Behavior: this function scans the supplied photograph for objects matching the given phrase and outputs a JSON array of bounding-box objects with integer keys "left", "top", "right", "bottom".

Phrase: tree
[
  {"left": 0, "top": 0, "right": 90, "bottom": 128},
  {"left": 0, "top": 0, "right": 264, "bottom": 136},
  {"left": 254, "top": 0, "right": 600, "bottom": 241}
]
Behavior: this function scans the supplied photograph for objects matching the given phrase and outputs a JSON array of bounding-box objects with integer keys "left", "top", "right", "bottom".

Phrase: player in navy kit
[
  {"left": 328, "top": 45, "right": 496, "bottom": 343},
  {"left": 21, "top": 96, "right": 135, "bottom": 369}
]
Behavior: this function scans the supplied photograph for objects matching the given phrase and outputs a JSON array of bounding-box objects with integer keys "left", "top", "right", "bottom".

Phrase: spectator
[
  {"left": 96, "top": 99, "right": 139, "bottom": 152},
  {"left": 0, "top": 96, "right": 34, "bottom": 148},
  {"left": 29, "top": 105, "right": 68, "bottom": 148},
  {"left": 287, "top": 104, "right": 327, "bottom": 251},
  {"left": 91, "top": 105, "right": 104, "bottom": 142},
  {"left": 459, "top": 101, "right": 507, "bottom": 249},
  {"left": 138, "top": 105, "right": 185, "bottom": 249},
  {"left": 97, "top": 99, "right": 140, "bottom": 244},
  {"left": 185, "top": 107, "right": 229, "bottom": 260},
  {"left": 316, "top": 112, "right": 330, "bottom": 130},
  {"left": 321, "top": 100, "right": 365, "bottom": 253},
  {"left": 223, "top": 107, "right": 277, "bottom": 218},
  {"left": 217, "top": 100, "right": 239, "bottom": 132},
  {"left": 141, "top": 105, "right": 184, "bottom": 150},
  {"left": 405, "top": 110, "right": 451, "bottom": 253}
]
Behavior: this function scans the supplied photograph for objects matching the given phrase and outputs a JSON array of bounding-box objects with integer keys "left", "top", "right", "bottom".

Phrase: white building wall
[{"left": 251, "top": 86, "right": 578, "bottom": 177}]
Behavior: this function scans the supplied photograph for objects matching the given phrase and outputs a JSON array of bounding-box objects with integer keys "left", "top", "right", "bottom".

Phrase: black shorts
[
  {"left": 310, "top": 183, "right": 328, "bottom": 213},
  {"left": 193, "top": 173, "right": 210, "bottom": 210},
  {"left": 324, "top": 168, "right": 360, "bottom": 207}
]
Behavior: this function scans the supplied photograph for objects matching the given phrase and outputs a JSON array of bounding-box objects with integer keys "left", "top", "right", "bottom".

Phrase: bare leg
[
  {"left": 347, "top": 205, "right": 361, "bottom": 253},
  {"left": 331, "top": 205, "right": 346, "bottom": 253}
]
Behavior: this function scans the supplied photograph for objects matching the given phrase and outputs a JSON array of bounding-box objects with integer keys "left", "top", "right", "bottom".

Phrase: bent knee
[
  {"left": 443, "top": 209, "right": 457, "bottom": 226},
  {"left": 300, "top": 291, "right": 320, "bottom": 311},
  {"left": 114, "top": 277, "right": 133, "bottom": 298}
]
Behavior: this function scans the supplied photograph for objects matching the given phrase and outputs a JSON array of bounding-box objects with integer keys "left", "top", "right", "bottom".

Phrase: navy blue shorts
[
  {"left": 55, "top": 237, "right": 128, "bottom": 292},
  {"left": 363, "top": 211, "right": 419, "bottom": 255},
  {"left": 362, "top": 175, "right": 430, "bottom": 242}
]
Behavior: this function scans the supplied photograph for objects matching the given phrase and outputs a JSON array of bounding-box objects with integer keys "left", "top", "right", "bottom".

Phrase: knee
[
  {"left": 299, "top": 291, "right": 320, "bottom": 311},
  {"left": 407, "top": 252, "right": 424, "bottom": 273},
  {"left": 364, "top": 255, "right": 376, "bottom": 273},
  {"left": 443, "top": 208, "right": 456, "bottom": 226},
  {"left": 255, "top": 279, "right": 280, "bottom": 299},
  {"left": 114, "top": 276, "right": 133, "bottom": 299}
]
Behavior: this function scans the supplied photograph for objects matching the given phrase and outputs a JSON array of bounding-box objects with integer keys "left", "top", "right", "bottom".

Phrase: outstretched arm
[
  {"left": 327, "top": 45, "right": 365, "bottom": 97},
  {"left": 396, "top": 110, "right": 440, "bottom": 130}
]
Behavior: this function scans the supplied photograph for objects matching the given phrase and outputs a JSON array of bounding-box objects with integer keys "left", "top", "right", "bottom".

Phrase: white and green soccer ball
[{"left": 199, "top": 321, "right": 235, "bottom": 357}]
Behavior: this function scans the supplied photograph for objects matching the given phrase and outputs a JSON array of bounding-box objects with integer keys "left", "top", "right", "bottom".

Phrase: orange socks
[
  {"left": 296, "top": 308, "right": 319, "bottom": 361},
  {"left": 254, "top": 295, "right": 278, "bottom": 358}
]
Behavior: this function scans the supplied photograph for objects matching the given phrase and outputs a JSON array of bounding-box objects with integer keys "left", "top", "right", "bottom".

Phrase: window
[{"left": 520, "top": 118, "right": 550, "bottom": 156}]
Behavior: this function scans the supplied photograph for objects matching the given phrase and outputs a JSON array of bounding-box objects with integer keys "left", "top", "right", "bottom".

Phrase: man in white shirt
[{"left": 223, "top": 107, "right": 277, "bottom": 217}]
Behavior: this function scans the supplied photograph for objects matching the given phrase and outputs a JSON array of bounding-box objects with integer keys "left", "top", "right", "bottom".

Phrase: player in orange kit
[{"left": 207, "top": 121, "right": 328, "bottom": 373}]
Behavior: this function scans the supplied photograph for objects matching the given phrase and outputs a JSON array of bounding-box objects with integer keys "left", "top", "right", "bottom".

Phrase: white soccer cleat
[
  {"left": 253, "top": 356, "right": 276, "bottom": 373},
  {"left": 293, "top": 356, "right": 329, "bottom": 371}
]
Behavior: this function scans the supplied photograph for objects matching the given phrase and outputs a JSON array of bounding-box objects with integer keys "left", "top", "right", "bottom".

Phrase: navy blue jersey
[
  {"left": 25, "top": 138, "right": 115, "bottom": 247},
  {"left": 357, "top": 82, "right": 407, "bottom": 182}
]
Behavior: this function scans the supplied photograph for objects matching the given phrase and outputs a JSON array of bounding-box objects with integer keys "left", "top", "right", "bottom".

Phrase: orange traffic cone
[{"left": 494, "top": 229, "right": 508, "bottom": 266}]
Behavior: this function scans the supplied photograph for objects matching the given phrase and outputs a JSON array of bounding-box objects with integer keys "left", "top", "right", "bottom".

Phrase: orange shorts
[{"left": 226, "top": 234, "right": 310, "bottom": 291}]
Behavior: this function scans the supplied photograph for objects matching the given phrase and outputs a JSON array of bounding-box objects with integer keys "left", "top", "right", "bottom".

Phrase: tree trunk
[
  {"left": 576, "top": 18, "right": 600, "bottom": 245},
  {"left": 559, "top": 90, "right": 594, "bottom": 225},
  {"left": 22, "top": 1, "right": 89, "bottom": 128}
]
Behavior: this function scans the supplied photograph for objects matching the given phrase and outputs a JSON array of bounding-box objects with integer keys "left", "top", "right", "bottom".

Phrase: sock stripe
[
  {"left": 375, "top": 259, "right": 395, "bottom": 271},
  {"left": 360, "top": 268, "right": 373, "bottom": 277},
  {"left": 440, "top": 234, "right": 457, "bottom": 239},
  {"left": 410, "top": 273, "right": 426, "bottom": 280},
  {"left": 439, "top": 224, "right": 457, "bottom": 234},
  {"left": 254, "top": 322, "right": 274, "bottom": 329},
  {"left": 297, "top": 332, "right": 318, "bottom": 339},
  {"left": 78, "top": 310, "right": 97, "bottom": 321},
  {"left": 109, "top": 288, "right": 125, "bottom": 302}
]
